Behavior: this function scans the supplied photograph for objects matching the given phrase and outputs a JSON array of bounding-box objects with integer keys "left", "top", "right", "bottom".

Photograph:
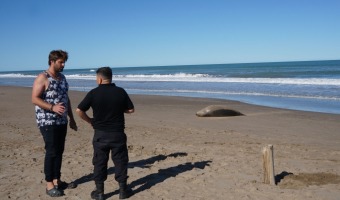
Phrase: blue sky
[{"left": 0, "top": 0, "right": 339, "bottom": 71}]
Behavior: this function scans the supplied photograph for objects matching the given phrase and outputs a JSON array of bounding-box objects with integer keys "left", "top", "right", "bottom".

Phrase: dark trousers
[
  {"left": 40, "top": 125, "right": 67, "bottom": 182},
  {"left": 92, "top": 130, "right": 129, "bottom": 184}
]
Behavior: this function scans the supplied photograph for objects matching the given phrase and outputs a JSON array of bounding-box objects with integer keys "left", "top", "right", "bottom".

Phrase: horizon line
[{"left": 1, "top": 59, "right": 339, "bottom": 73}]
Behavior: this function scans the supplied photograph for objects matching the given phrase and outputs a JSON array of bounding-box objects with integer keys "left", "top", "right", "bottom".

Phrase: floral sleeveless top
[{"left": 35, "top": 71, "right": 69, "bottom": 127}]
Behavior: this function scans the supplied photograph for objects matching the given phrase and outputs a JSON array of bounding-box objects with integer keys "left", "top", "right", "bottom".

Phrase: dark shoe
[
  {"left": 91, "top": 182, "right": 104, "bottom": 200},
  {"left": 55, "top": 181, "right": 77, "bottom": 190},
  {"left": 91, "top": 190, "right": 104, "bottom": 200},
  {"left": 119, "top": 182, "right": 133, "bottom": 199},
  {"left": 46, "top": 187, "right": 64, "bottom": 197},
  {"left": 91, "top": 189, "right": 104, "bottom": 200}
]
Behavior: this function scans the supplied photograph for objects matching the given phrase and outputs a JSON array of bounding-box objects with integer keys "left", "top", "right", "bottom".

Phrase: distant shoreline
[
  {"left": 1, "top": 85, "right": 339, "bottom": 116},
  {"left": 1, "top": 60, "right": 339, "bottom": 115}
]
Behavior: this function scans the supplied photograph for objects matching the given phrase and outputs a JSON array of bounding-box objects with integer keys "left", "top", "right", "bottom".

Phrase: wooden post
[{"left": 262, "top": 144, "right": 275, "bottom": 185}]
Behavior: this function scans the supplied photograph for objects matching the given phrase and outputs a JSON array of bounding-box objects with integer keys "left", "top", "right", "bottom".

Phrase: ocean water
[{"left": 1, "top": 60, "right": 340, "bottom": 114}]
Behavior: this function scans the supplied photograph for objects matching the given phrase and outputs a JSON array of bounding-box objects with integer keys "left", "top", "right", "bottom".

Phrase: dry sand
[{"left": 1, "top": 85, "right": 340, "bottom": 199}]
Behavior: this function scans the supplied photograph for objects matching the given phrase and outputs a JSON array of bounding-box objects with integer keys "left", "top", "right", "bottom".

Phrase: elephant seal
[{"left": 196, "top": 105, "right": 244, "bottom": 117}]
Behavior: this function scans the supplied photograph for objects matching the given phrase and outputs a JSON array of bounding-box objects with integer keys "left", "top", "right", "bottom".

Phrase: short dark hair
[
  {"left": 96, "top": 67, "right": 112, "bottom": 81},
  {"left": 48, "top": 50, "right": 68, "bottom": 65}
]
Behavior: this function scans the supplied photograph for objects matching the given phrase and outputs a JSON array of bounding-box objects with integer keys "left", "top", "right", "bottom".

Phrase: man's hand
[
  {"left": 53, "top": 102, "right": 66, "bottom": 115},
  {"left": 69, "top": 119, "right": 78, "bottom": 131}
]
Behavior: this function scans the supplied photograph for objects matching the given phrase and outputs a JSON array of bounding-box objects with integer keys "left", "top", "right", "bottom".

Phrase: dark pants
[
  {"left": 92, "top": 130, "right": 129, "bottom": 184},
  {"left": 40, "top": 125, "right": 67, "bottom": 182}
]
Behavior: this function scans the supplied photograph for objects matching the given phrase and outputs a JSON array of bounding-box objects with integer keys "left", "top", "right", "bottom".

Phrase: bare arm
[
  {"left": 32, "top": 73, "right": 66, "bottom": 115},
  {"left": 76, "top": 108, "right": 93, "bottom": 125},
  {"left": 32, "top": 73, "right": 52, "bottom": 110}
]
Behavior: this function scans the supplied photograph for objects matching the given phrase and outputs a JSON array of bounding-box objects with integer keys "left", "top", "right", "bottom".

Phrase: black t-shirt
[{"left": 77, "top": 83, "right": 134, "bottom": 132}]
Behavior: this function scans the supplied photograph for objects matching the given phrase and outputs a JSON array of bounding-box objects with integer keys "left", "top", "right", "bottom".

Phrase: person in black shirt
[{"left": 76, "top": 67, "right": 134, "bottom": 200}]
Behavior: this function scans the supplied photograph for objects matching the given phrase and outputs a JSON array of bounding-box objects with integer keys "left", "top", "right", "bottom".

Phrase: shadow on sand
[
  {"left": 275, "top": 171, "right": 294, "bottom": 184},
  {"left": 72, "top": 152, "right": 211, "bottom": 198},
  {"left": 105, "top": 160, "right": 212, "bottom": 199},
  {"left": 72, "top": 152, "right": 188, "bottom": 185}
]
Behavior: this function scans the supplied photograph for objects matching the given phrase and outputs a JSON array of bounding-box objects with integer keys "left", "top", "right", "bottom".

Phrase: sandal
[
  {"left": 55, "top": 181, "right": 77, "bottom": 190},
  {"left": 46, "top": 187, "right": 64, "bottom": 197}
]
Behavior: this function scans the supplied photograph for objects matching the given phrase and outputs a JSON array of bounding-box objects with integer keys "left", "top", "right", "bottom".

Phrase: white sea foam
[
  {"left": 69, "top": 73, "right": 340, "bottom": 86},
  {"left": 66, "top": 74, "right": 96, "bottom": 79},
  {"left": 0, "top": 73, "right": 36, "bottom": 78},
  {"left": 1, "top": 72, "right": 340, "bottom": 86}
]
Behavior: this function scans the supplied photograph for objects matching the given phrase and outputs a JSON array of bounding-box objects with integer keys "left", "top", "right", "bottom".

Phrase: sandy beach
[{"left": 1, "top": 85, "right": 340, "bottom": 200}]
